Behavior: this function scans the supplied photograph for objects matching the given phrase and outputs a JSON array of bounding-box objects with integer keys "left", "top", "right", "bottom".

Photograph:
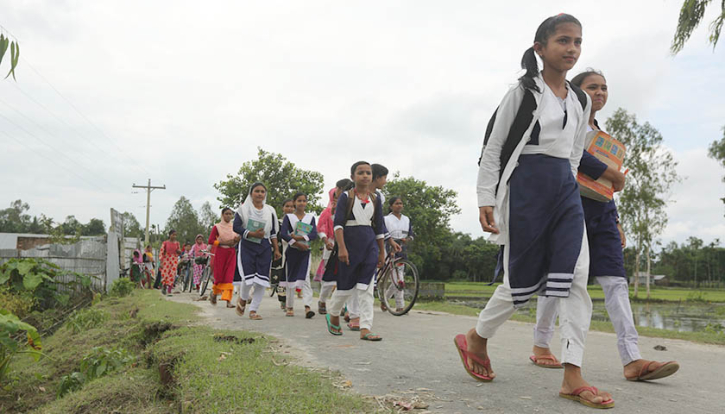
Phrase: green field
[
  {"left": 416, "top": 298, "right": 725, "bottom": 346},
  {"left": 1, "top": 291, "right": 376, "bottom": 414},
  {"left": 440, "top": 281, "right": 725, "bottom": 303}
]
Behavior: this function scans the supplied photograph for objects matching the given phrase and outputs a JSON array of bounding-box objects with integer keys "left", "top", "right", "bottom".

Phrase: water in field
[{"left": 449, "top": 299, "right": 725, "bottom": 334}]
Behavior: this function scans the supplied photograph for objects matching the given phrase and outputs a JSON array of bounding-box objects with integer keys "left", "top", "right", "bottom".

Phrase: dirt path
[{"left": 168, "top": 291, "right": 724, "bottom": 413}]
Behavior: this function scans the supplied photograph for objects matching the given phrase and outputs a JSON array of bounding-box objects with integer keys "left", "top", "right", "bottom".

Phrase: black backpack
[{"left": 478, "top": 83, "right": 588, "bottom": 180}]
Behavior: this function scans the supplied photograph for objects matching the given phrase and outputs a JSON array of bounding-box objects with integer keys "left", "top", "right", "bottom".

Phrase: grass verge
[
  {"left": 440, "top": 282, "right": 725, "bottom": 303},
  {"left": 415, "top": 301, "right": 725, "bottom": 346},
  {"left": 1, "top": 290, "right": 376, "bottom": 413}
]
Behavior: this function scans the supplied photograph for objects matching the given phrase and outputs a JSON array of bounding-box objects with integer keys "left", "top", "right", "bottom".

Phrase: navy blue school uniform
[
  {"left": 279, "top": 213, "right": 318, "bottom": 289},
  {"left": 233, "top": 213, "right": 276, "bottom": 287},
  {"left": 333, "top": 192, "right": 385, "bottom": 291},
  {"left": 578, "top": 134, "right": 626, "bottom": 278}
]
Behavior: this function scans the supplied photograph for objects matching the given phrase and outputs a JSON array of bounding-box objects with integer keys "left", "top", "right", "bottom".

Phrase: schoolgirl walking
[
  {"left": 454, "top": 14, "right": 614, "bottom": 409},
  {"left": 233, "top": 182, "right": 282, "bottom": 320},
  {"left": 279, "top": 192, "right": 318, "bottom": 318}
]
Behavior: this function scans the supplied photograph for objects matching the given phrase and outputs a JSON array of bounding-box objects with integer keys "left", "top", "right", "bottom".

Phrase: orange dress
[{"left": 160, "top": 240, "right": 180, "bottom": 287}]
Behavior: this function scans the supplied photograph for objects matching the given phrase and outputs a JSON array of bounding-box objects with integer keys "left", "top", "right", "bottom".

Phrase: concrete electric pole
[{"left": 132, "top": 179, "right": 166, "bottom": 246}]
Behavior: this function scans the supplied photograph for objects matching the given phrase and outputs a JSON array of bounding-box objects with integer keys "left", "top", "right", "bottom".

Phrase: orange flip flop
[
  {"left": 626, "top": 360, "right": 679, "bottom": 381},
  {"left": 529, "top": 354, "right": 563, "bottom": 369},
  {"left": 453, "top": 334, "right": 493, "bottom": 382}
]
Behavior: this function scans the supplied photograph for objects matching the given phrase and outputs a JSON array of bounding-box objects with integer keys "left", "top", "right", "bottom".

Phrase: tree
[
  {"left": 214, "top": 148, "right": 325, "bottom": 216},
  {"left": 709, "top": 127, "right": 725, "bottom": 211},
  {"left": 382, "top": 173, "right": 461, "bottom": 278},
  {"left": 199, "top": 201, "right": 219, "bottom": 233},
  {"left": 671, "top": 0, "right": 724, "bottom": 53},
  {"left": 121, "top": 212, "right": 144, "bottom": 240},
  {"left": 0, "top": 200, "right": 31, "bottom": 233},
  {"left": 80, "top": 218, "right": 106, "bottom": 236},
  {"left": 165, "top": 196, "right": 204, "bottom": 245},
  {"left": 606, "top": 109, "right": 681, "bottom": 298}
]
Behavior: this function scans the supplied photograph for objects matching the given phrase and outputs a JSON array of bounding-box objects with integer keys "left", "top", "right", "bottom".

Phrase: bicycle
[
  {"left": 196, "top": 249, "right": 214, "bottom": 296},
  {"left": 179, "top": 255, "right": 194, "bottom": 293},
  {"left": 376, "top": 249, "right": 419, "bottom": 316}
]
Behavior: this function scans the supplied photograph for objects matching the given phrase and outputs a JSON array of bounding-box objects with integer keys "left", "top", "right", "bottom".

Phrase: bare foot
[
  {"left": 532, "top": 345, "right": 561, "bottom": 367},
  {"left": 465, "top": 328, "right": 495, "bottom": 379},
  {"left": 561, "top": 365, "right": 612, "bottom": 405}
]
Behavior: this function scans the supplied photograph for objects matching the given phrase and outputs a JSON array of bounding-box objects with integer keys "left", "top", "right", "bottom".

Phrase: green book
[
  {"left": 246, "top": 218, "right": 266, "bottom": 244},
  {"left": 294, "top": 221, "right": 313, "bottom": 247}
]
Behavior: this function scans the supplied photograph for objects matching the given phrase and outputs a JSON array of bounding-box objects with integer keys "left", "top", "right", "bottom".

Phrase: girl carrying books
[
  {"left": 233, "top": 182, "right": 282, "bottom": 320},
  {"left": 159, "top": 230, "right": 181, "bottom": 296},
  {"left": 455, "top": 14, "right": 614, "bottom": 409},
  {"left": 324, "top": 161, "right": 385, "bottom": 341},
  {"left": 208, "top": 208, "right": 239, "bottom": 307},
  {"left": 530, "top": 69, "right": 679, "bottom": 382},
  {"left": 280, "top": 192, "right": 319, "bottom": 318}
]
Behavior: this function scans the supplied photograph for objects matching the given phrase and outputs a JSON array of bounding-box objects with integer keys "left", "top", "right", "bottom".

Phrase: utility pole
[{"left": 132, "top": 179, "right": 166, "bottom": 246}]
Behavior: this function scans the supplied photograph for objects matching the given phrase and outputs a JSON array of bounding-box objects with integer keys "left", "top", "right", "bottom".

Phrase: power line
[
  {"left": 0, "top": 101, "right": 121, "bottom": 191},
  {"left": 133, "top": 179, "right": 166, "bottom": 246},
  {"left": 5, "top": 79, "right": 133, "bottom": 171},
  {"left": 0, "top": 94, "right": 122, "bottom": 188},
  {"left": 0, "top": 129, "right": 105, "bottom": 191},
  {"left": 0, "top": 22, "right": 151, "bottom": 176}
]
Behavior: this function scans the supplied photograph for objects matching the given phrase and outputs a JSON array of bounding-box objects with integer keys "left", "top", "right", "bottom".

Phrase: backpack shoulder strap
[
  {"left": 569, "top": 82, "right": 588, "bottom": 111},
  {"left": 345, "top": 190, "right": 355, "bottom": 222},
  {"left": 498, "top": 88, "right": 537, "bottom": 179}
]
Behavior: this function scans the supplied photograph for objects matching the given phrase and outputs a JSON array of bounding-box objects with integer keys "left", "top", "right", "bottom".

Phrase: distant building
[{"left": 629, "top": 272, "right": 666, "bottom": 286}]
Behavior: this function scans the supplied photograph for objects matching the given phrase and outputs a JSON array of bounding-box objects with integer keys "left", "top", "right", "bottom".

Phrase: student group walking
[{"left": 155, "top": 13, "right": 681, "bottom": 410}]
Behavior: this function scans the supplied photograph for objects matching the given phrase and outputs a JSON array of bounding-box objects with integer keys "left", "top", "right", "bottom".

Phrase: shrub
[
  {"left": 80, "top": 346, "right": 135, "bottom": 381},
  {"left": 0, "top": 309, "right": 42, "bottom": 385},
  {"left": 65, "top": 308, "right": 108, "bottom": 333},
  {"left": 109, "top": 279, "right": 136, "bottom": 298},
  {"left": 0, "top": 287, "right": 35, "bottom": 319},
  {"left": 57, "top": 372, "right": 85, "bottom": 398}
]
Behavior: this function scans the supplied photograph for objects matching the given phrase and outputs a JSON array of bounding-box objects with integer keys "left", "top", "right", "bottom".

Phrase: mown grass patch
[
  {"left": 2, "top": 290, "right": 377, "bottom": 413},
  {"left": 415, "top": 301, "right": 725, "bottom": 346}
]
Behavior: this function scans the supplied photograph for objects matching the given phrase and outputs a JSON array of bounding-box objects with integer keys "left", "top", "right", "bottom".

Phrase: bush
[
  {"left": 65, "top": 308, "right": 108, "bottom": 333},
  {"left": 80, "top": 346, "right": 134, "bottom": 381},
  {"left": 57, "top": 371, "right": 85, "bottom": 398},
  {"left": 109, "top": 279, "right": 135, "bottom": 298},
  {"left": 0, "top": 287, "right": 35, "bottom": 319},
  {"left": 1, "top": 309, "right": 42, "bottom": 384}
]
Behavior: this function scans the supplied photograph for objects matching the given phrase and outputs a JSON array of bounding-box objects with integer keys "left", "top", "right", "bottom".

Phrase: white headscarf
[{"left": 236, "top": 183, "right": 278, "bottom": 238}]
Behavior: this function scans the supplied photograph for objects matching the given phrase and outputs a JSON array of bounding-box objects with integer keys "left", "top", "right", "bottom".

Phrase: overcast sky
[{"left": 1, "top": 0, "right": 723, "bottom": 247}]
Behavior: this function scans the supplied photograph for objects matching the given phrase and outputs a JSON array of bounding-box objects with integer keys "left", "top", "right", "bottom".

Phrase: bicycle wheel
[
  {"left": 199, "top": 267, "right": 212, "bottom": 296},
  {"left": 377, "top": 259, "right": 419, "bottom": 316}
]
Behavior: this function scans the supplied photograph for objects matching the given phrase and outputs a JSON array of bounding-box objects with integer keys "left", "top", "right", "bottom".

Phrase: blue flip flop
[{"left": 326, "top": 314, "right": 342, "bottom": 336}]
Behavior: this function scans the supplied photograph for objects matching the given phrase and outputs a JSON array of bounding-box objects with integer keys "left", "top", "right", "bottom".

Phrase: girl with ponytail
[{"left": 456, "top": 14, "right": 615, "bottom": 409}]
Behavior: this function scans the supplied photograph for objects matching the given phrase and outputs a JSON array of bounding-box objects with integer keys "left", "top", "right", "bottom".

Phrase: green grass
[
  {"left": 415, "top": 301, "right": 725, "bottom": 346},
  {"left": 440, "top": 281, "right": 725, "bottom": 303},
  {"left": 2, "top": 290, "right": 377, "bottom": 414}
]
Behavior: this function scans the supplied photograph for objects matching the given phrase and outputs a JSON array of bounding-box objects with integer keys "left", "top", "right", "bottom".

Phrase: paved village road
[{"left": 168, "top": 292, "right": 724, "bottom": 414}]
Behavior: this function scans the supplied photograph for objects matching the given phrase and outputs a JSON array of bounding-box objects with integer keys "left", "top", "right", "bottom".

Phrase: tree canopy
[
  {"left": 214, "top": 148, "right": 325, "bottom": 216},
  {"left": 671, "top": 0, "right": 724, "bottom": 53},
  {"left": 164, "top": 196, "right": 205, "bottom": 245}
]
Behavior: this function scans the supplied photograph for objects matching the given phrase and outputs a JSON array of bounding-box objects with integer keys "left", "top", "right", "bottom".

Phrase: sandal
[
  {"left": 210, "top": 294, "right": 218, "bottom": 305},
  {"left": 347, "top": 322, "right": 360, "bottom": 331},
  {"left": 529, "top": 354, "right": 563, "bottom": 369},
  {"left": 325, "top": 314, "right": 342, "bottom": 336},
  {"left": 453, "top": 334, "right": 493, "bottom": 382},
  {"left": 305, "top": 309, "right": 315, "bottom": 319},
  {"left": 380, "top": 303, "right": 388, "bottom": 312},
  {"left": 226, "top": 302, "right": 235, "bottom": 308},
  {"left": 318, "top": 301, "right": 327, "bottom": 315},
  {"left": 360, "top": 332, "right": 382, "bottom": 341},
  {"left": 286, "top": 308, "right": 295, "bottom": 317},
  {"left": 559, "top": 386, "right": 615, "bottom": 409},
  {"left": 249, "top": 311, "right": 263, "bottom": 320},
  {"left": 625, "top": 360, "right": 679, "bottom": 381},
  {"left": 235, "top": 299, "right": 246, "bottom": 316}
]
